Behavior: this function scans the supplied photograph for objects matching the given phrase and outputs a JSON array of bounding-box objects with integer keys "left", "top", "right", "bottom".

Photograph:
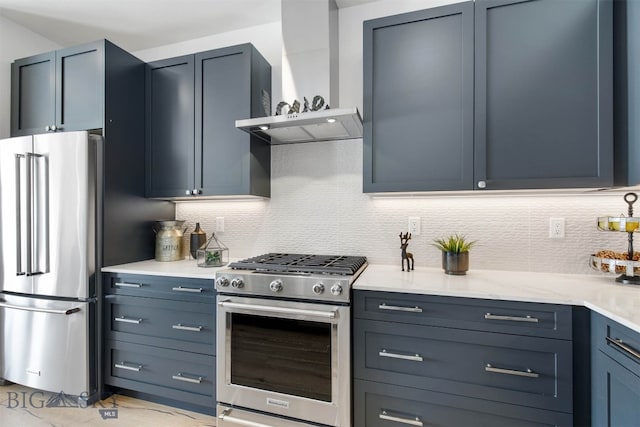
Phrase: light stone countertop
[
  {"left": 102, "top": 259, "right": 640, "bottom": 334},
  {"left": 102, "top": 258, "right": 227, "bottom": 279},
  {"left": 355, "top": 264, "right": 640, "bottom": 334}
]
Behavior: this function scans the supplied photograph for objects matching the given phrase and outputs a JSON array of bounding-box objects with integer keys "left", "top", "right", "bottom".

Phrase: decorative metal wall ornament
[{"left": 275, "top": 95, "right": 330, "bottom": 115}]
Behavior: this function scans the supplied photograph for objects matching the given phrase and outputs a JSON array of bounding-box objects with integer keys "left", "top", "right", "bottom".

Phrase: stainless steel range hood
[
  {"left": 236, "top": 0, "right": 362, "bottom": 144},
  {"left": 236, "top": 107, "right": 362, "bottom": 144}
]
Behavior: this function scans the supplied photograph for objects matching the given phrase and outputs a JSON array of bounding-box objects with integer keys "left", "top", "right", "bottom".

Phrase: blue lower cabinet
[
  {"left": 354, "top": 379, "right": 571, "bottom": 427},
  {"left": 592, "top": 312, "right": 640, "bottom": 426},
  {"left": 102, "top": 273, "right": 216, "bottom": 414},
  {"left": 353, "top": 290, "right": 583, "bottom": 426}
]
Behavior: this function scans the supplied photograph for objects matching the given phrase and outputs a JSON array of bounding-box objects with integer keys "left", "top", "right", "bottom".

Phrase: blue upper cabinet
[
  {"left": 474, "top": 0, "right": 613, "bottom": 190},
  {"left": 11, "top": 40, "right": 106, "bottom": 136},
  {"left": 363, "top": 0, "right": 615, "bottom": 193},
  {"left": 363, "top": 2, "right": 474, "bottom": 192},
  {"left": 145, "top": 44, "right": 271, "bottom": 199}
]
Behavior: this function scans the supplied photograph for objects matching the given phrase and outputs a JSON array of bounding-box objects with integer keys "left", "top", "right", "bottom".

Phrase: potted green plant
[{"left": 431, "top": 234, "right": 477, "bottom": 275}]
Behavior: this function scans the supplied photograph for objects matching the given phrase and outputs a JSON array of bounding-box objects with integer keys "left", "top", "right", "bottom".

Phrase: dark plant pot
[{"left": 441, "top": 251, "right": 469, "bottom": 275}]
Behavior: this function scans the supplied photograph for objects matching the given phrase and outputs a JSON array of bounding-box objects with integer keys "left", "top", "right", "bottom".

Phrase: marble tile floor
[{"left": 0, "top": 383, "right": 217, "bottom": 426}]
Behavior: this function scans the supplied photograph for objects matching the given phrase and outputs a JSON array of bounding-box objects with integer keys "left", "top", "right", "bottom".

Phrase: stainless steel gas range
[{"left": 215, "top": 253, "right": 367, "bottom": 427}]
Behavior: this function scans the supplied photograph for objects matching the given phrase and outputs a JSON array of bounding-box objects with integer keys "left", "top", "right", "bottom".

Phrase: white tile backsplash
[{"left": 177, "top": 138, "right": 630, "bottom": 275}]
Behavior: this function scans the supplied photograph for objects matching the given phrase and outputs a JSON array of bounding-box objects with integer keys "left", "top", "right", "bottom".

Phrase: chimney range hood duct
[{"left": 236, "top": 0, "right": 363, "bottom": 144}]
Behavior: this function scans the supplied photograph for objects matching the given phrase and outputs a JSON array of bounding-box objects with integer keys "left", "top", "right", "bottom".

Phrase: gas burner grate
[{"left": 229, "top": 253, "right": 367, "bottom": 275}]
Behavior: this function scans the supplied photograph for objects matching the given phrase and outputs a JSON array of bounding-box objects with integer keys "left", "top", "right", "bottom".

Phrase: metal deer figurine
[{"left": 400, "top": 232, "right": 414, "bottom": 271}]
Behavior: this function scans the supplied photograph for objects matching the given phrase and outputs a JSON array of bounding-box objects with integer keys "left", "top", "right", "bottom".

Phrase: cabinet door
[
  {"left": 474, "top": 0, "right": 613, "bottom": 190},
  {"left": 145, "top": 55, "right": 195, "bottom": 198},
  {"left": 592, "top": 350, "right": 640, "bottom": 426},
  {"left": 363, "top": 2, "right": 474, "bottom": 192},
  {"left": 195, "top": 45, "right": 270, "bottom": 197},
  {"left": 10, "top": 52, "right": 55, "bottom": 136},
  {"left": 55, "top": 41, "right": 104, "bottom": 132}
]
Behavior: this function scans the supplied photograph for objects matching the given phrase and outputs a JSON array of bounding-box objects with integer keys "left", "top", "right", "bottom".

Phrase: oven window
[{"left": 230, "top": 313, "right": 332, "bottom": 402}]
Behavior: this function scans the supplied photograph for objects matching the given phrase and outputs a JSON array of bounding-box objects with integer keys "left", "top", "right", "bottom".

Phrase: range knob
[
  {"left": 269, "top": 279, "right": 283, "bottom": 293},
  {"left": 216, "top": 277, "right": 230, "bottom": 287},
  {"left": 330, "top": 284, "right": 343, "bottom": 296},
  {"left": 231, "top": 277, "right": 244, "bottom": 288},
  {"left": 312, "top": 283, "right": 325, "bottom": 295}
]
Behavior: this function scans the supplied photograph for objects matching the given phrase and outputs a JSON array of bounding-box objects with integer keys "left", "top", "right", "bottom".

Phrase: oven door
[{"left": 217, "top": 295, "right": 350, "bottom": 426}]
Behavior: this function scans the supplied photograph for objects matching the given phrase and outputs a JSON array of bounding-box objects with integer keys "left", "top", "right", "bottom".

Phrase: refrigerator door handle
[
  {"left": 15, "top": 153, "right": 26, "bottom": 276},
  {"left": 0, "top": 300, "right": 81, "bottom": 315},
  {"left": 25, "top": 152, "right": 48, "bottom": 277}
]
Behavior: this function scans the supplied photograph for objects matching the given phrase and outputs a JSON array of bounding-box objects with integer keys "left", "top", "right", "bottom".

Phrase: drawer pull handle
[
  {"left": 115, "top": 316, "right": 142, "bottom": 324},
  {"left": 114, "top": 282, "right": 142, "bottom": 288},
  {"left": 484, "top": 313, "right": 539, "bottom": 323},
  {"left": 172, "top": 323, "right": 203, "bottom": 332},
  {"left": 172, "top": 286, "right": 204, "bottom": 293},
  {"left": 379, "top": 349, "right": 423, "bottom": 362},
  {"left": 379, "top": 410, "right": 423, "bottom": 426},
  {"left": 485, "top": 364, "right": 539, "bottom": 378},
  {"left": 379, "top": 303, "right": 423, "bottom": 313},
  {"left": 218, "top": 409, "right": 275, "bottom": 427},
  {"left": 606, "top": 337, "right": 640, "bottom": 361},
  {"left": 115, "top": 362, "right": 142, "bottom": 372},
  {"left": 172, "top": 372, "right": 203, "bottom": 384}
]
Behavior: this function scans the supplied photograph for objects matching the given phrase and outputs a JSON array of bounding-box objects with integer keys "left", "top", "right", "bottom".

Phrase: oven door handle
[{"left": 218, "top": 300, "right": 337, "bottom": 319}]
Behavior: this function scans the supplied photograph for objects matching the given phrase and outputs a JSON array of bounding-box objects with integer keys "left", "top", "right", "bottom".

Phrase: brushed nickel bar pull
[
  {"left": 379, "top": 303, "right": 423, "bottom": 313},
  {"left": 484, "top": 313, "right": 539, "bottom": 323},
  {"left": 379, "top": 349, "right": 423, "bottom": 362},
  {"left": 114, "top": 282, "right": 142, "bottom": 288},
  {"left": 172, "top": 323, "right": 203, "bottom": 332},
  {"left": 379, "top": 410, "right": 424, "bottom": 426},
  {"left": 172, "top": 286, "right": 204, "bottom": 293},
  {"left": 172, "top": 372, "right": 203, "bottom": 384},
  {"left": 606, "top": 337, "right": 640, "bottom": 361},
  {"left": 115, "top": 362, "right": 142, "bottom": 372},
  {"left": 115, "top": 316, "right": 142, "bottom": 324},
  {"left": 218, "top": 410, "right": 276, "bottom": 427},
  {"left": 485, "top": 364, "right": 539, "bottom": 378}
]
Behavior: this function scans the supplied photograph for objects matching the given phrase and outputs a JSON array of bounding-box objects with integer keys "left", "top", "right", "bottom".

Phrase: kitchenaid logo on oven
[{"left": 266, "top": 397, "right": 290, "bottom": 409}]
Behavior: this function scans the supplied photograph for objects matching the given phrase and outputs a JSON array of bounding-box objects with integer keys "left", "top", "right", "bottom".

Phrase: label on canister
[{"left": 155, "top": 236, "right": 183, "bottom": 261}]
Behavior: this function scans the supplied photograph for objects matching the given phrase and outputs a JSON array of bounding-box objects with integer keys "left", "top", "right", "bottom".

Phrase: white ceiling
[{"left": 0, "top": 0, "right": 380, "bottom": 52}]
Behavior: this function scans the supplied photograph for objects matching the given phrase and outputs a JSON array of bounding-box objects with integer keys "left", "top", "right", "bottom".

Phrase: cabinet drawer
[
  {"left": 104, "top": 294, "right": 214, "bottom": 355},
  {"left": 354, "top": 379, "right": 572, "bottom": 427},
  {"left": 354, "top": 290, "right": 571, "bottom": 339},
  {"left": 105, "top": 340, "right": 215, "bottom": 407},
  {"left": 104, "top": 273, "right": 214, "bottom": 302},
  {"left": 354, "top": 319, "right": 572, "bottom": 412},
  {"left": 592, "top": 311, "right": 640, "bottom": 377}
]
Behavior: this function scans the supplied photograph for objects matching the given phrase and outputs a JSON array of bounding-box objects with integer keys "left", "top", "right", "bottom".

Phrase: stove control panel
[{"left": 214, "top": 270, "right": 354, "bottom": 303}]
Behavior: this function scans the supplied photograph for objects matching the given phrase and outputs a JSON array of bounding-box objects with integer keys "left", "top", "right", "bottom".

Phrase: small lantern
[{"left": 196, "top": 233, "right": 228, "bottom": 267}]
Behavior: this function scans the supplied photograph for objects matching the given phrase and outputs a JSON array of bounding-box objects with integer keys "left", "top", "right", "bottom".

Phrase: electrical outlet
[
  {"left": 216, "top": 217, "right": 225, "bottom": 233},
  {"left": 549, "top": 217, "right": 565, "bottom": 238},
  {"left": 408, "top": 217, "right": 421, "bottom": 236}
]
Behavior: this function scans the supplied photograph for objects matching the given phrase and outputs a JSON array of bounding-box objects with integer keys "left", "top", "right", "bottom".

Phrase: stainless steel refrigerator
[{"left": 1, "top": 131, "right": 119, "bottom": 403}]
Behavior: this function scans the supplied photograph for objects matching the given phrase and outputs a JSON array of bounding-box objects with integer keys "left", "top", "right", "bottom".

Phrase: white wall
[
  {"left": 165, "top": 0, "right": 630, "bottom": 276},
  {"left": 0, "top": 15, "right": 60, "bottom": 138}
]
